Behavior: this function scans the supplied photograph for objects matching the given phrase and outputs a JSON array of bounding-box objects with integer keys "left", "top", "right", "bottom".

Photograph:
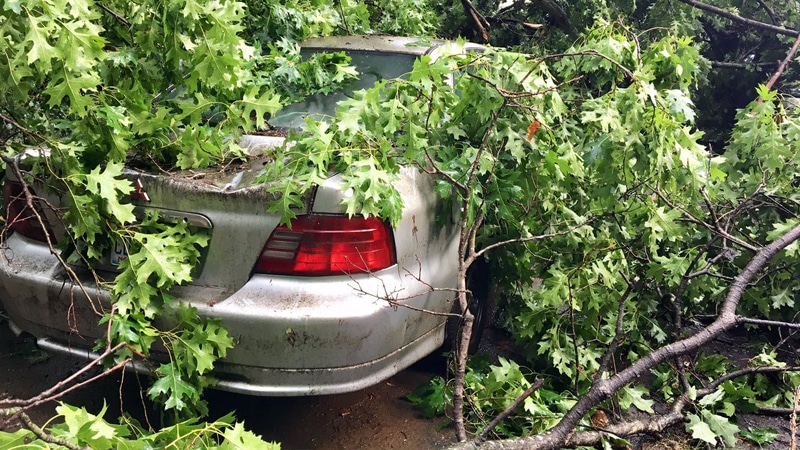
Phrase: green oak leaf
[
  {"left": 220, "top": 422, "right": 281, "bottom": 450},
  {"left": 83, "top": 162, "right": 136, "bottom": 224},
  {"left": 43, "top": 67, "right": 100, "bottom": 116},
  {"left": 238, "top": 86, "right": 282, "bottom": 130},
  {"left": 127, "top": 232, "right": 194, "bottom": 288},
  {"left": 701, "top": 410, "right": 739, "bottom": 447},
  {"left": 149, "top": 363, "right": 199, "bottom": 411},
  {"left": 686, "top": 413, "right": 717, "bottom": 445},
  {"left": 56, "top": 402, "right": 129, "bottom": 450},
  {"left": 22, "top": 13, "right": 57, "bottom": 67}
]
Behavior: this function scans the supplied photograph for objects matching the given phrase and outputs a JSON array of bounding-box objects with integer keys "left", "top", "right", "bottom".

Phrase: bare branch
[
  {"left": 345, "top": 265, "right": 463, "bottom": 317},
  {"left": 461, "top": 0, "right": 491, "bottom": 42},
  {"left": 755, "top": 0, "right": 780, "bottom": 25},
  {"left": 0, "top": 342, "right": 132, "bottom": 410},
  {"left": 596, "top": 275, "right": 638, "bottom": 377},
  {"left": 711, "top": 60, "right": 778, "bottom": 69},
  {"left": 677, "top": 0, "right": 800, "bottom": 37},
  {"left": 738, "top": 317, "right": 800, "bottom": 329},
  {"left": 763, "top": 33, "right": 800, "bottom": 93},
  {"left": 475, "top": 378, "right": 544, "bottom": 443},
  {"left": 97, "top": 2, "right": 130, "bottom": 27},
  {"left": 652, "top": 184, "right": 760, "bottom": 252},
  {"left": 475, "top": 217, "right": 597, "bottom": 260},
  {"left": 704, "top": 366, "right": 800, "bottom": 393}
]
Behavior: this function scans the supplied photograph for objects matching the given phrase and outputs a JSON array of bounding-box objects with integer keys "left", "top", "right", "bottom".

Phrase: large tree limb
[
  {"left": 677, "top": 0, "right": 799, "bottom": 37},
  {"left": 448, "top": 222, "right": 800, "bottom": 449}
]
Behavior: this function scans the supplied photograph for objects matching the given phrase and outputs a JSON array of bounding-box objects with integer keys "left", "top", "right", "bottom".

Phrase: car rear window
[{"left": 269, "top": 50, "right": 418, "bottom": 129}]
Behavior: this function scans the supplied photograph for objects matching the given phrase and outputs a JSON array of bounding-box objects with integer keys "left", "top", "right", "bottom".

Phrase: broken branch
[{"left": 677, "top": 0, "right": 800, "bottom": 37}]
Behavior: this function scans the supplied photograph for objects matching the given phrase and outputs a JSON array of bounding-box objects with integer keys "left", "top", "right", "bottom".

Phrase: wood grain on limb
[{"left": 447, "top": 223, "right": 800, "bottom": 450}]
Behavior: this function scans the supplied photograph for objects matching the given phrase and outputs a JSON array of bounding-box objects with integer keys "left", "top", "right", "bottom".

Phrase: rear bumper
[
  {"left": 0, "top": 233, "right": 453, "bottom": 396},
  {"left": 25, "top": 321, "right": 443, "bottom": 396}
]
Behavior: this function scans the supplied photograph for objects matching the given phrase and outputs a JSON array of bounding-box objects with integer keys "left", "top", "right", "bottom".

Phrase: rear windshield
[{"left": 269, "top": 50, "right": 418, "bottom": 129}]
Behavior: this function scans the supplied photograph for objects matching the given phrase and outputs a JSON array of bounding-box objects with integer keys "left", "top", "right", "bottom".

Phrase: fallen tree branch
[
  {"left": 448, "top": 222, "right": 800, "bottom": 449},
  {"left": 711, "top": 61, "right": 778, "bottom": 69},
  {"left": 677, "top": 0, "right": 800, "bottom": 37},
  {"left": 755, "top": 0, "right": 780, "bottom": 25}
]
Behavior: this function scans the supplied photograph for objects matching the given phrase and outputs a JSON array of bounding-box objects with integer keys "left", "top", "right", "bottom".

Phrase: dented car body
[{"left": 0, "top": 36, "right": 477, "bottom": 395}]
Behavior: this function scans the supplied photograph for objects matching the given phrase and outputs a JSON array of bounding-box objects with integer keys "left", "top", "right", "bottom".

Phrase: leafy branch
[{"left": 450, "top": 222, "right": 800, "bottom": 449}]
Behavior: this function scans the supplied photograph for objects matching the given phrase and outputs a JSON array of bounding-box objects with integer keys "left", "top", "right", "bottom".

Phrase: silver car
[{"left": 0, "top": 36, "right": 487, "bottom": 396}]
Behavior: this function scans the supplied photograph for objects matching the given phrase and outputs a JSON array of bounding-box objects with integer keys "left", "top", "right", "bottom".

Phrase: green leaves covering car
[{"left": 0, "top": 36, "right": 486, "bottom": 397}]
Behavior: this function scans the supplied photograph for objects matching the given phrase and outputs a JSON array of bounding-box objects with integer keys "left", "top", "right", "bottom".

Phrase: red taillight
[
  {"left": 255, "top": 215, "right": 396, "bottom": 276},
  {"left": 3, "top": 180, "right": 50, "bottom": 242}
]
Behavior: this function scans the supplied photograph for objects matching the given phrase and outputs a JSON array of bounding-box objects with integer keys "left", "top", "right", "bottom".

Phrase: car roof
[{"left": 299, "top": 35, "right": 448, "bottom": 56}]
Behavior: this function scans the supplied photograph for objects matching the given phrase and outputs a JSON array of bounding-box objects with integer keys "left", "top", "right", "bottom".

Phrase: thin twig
[
  {"left": 792, "top": 384, "right": 800, "bottom": 450},
  {"left": 475, "top": 378, "right": 544, "bottom": 443},
  {"left": 0, "top": 342, "right": 131, "bottom": 409},
  {"left": 0, "top": 113, "right": 51, "bottom": 143},
  {"left": 475, "top": 217, "right": 598, "bottom": 259},
  {"left": 596, "top": 275, "right": 639, "bottom": 378},
  {"left": 532, "top": 50, "right": 637, "bottom": 81},
  {"left": 345, "top": 266, "right": 464, "bottom": 317},
  {"left": 97, "top": 2, "right": 130, "bottom": 27},
  {"left": 4, "top": 159, "right": 104, "bottom": 317},
  {"left": 652, "top": 184, "right": 759, "bottom": 252},
  {"left": 335, "top": 0, "right": 351, "bottom": 34}
]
